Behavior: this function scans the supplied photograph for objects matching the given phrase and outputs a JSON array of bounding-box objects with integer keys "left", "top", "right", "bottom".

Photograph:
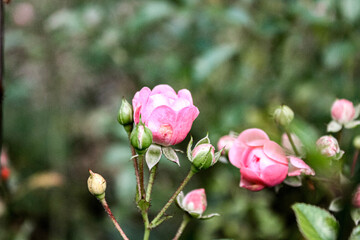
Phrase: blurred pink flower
[
  {"left": 328, "top": 99, "right": 360, "bottom": 132},
  {"left": 217, "top": 135, "right": 236, "bottom": 155},
  {"left": 229, "top": 128, "right": 288, "bottom": 191},
  {"left": 182, "top": 188, "right": 207, "bottom": 215},
  {"left": 287, "top": 156, "right": 315, "bottom": 177},
  {"left": 316, "top": 135, "right": 343, "bottom": 159},
  {"left": 353, "top": 186, "right": 360, "bottom": 208},
  {"left": 132, "top": 85, "right": 199, "bottom": 146},
  {"left": 13, "top": 3, "right": 35, "bottom": 26}
]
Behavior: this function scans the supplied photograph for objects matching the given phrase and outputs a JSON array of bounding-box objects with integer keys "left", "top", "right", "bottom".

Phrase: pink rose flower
[
  {"left": 132, "top": 84, "right": 199, "bottom": 146},
  {"left": 229, "top": 128, "right": 288, "bottom": 191},
  {"left": 288, "top": 156, "right": 315, "bottom": 177},
  {"left": 316, "top": 135, "right": 343, "bottom": 159},
  {"left": 217, "top": 135, "right": 236, "bottom": 155},
  {"left": 328, "top": 99, "right": 360, "bottom": 132},
  {"left": 182, "top": 188, "right": 207, "bottom": 215}
]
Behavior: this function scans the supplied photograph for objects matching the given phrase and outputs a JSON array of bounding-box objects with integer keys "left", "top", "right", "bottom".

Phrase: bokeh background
[{"left": 2, "top": 0, "right": 360, "bottom": 239}]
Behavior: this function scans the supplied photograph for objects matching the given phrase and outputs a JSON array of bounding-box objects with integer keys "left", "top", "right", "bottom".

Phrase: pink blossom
[
  {"left": 229, "top": 128, "right": 288, "bottom": 191},
  {"left": 217, "top": 135, "right": 236, "bottom": 154},
  {"left": 353, "top": 186, "right": 360, "bottom": 208},
  {"left": 182, "top": 188, "right": 207, "bottom": 215},
  {"left": 331, "top": 99, "right": 356, "bottom": 124},
  {"left": 132, "top": 85, "right": 199, "bottom": 146},
  {"left": 288, "top": 156, "right": 315, "bottom": 177},
  {"left": 316, "top": 135, "right": 342, "bottom": 158}
]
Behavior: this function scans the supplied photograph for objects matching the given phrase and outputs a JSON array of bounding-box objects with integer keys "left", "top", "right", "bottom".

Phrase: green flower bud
[
  {"left": 117, "top": 98, "right": 133, "bottom": 127},
  {"left": 354, "top": 136, "right": 360, "bottom": 149},
  {"left": 87, "top": 170, "right": 106, "bottom": 200},
  {"left": 130, "top": 122, "right": 153, "bottom": 154},
  {"left": 191, "top": 144, "right": 216, "bottom": 172},
  {"left": 273, "top": 105, "right": 294, "bottom": 126}
]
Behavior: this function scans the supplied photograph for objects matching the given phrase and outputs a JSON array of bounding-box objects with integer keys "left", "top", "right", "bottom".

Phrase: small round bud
[
  {"left": 87, "top": 170, "right": 106, "bottom": 200},
  {"left": 273, "top": 105, "right": 294, "bottom": 126},
  {"left": 354, "top": 136, "right": 360, "bottom": 149},
  {"left": 191, "top": 144, "right": 216, "bottom": 172},
  {"left": 182, "top": 188, "right": 207, "bottom": 217},
  {"left": 130, "top": 123, "right": 153, "bottom": 154},
  {"left": 118, "top": 98, "right": 133, "bottom": 126},
  {"left": 316, "top": 135, "right": 341, "bottom": 158}
]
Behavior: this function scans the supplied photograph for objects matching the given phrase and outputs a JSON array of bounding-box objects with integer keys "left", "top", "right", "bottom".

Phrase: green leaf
[
  {"left": 349, "top": 225, "right": 360, "bottom": 240},
  {"left": 199, "top": 213, "right": 220, "bottom": 220},
  {"left": 340, "top": 0, "right": 360, "bottom": 23},
  {"left": 328, "top": 197, "right": 343, "bottom": 212},
  {"left": 145, "top": 144, "right": 162, "bottom": 170},
  {"left": 351, "top": 208, "right": 360, "bottom": 225},
  {"left": 162, "top": 146, "right": 180, "bottom": 166},
  {"left": 292, "top": 203, "right": 339, "bottom": 240},
  {"left": 284, "top": 176, "right": 302, "bottom": 187},
  {"left": 187, "top": 136, "right": 193, "bottom": 161}
]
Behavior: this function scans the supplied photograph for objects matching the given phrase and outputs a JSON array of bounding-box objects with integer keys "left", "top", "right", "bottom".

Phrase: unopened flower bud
[
  {"left": 130, "top": 122, "right": 153, "bottom": 154},
  {"left": 273, "top": 105, "right": 294, "bottom": 126},
  {"left": 217, "top": 135, "right": 236, "bottom": 155},
  {"left": 118, "top": 98, "right": 133, "bottom": 131},
  {"left": 316, "top": 135, "right": 341, "bottom": 158},
  {"left": 87, "top": 170, "right": 106, "bottom": 200},
  {"left": 182, "top": 189, "right": 207, "bottom": 217},
  {"left": 191, "top": 144, "right": 216, "bottom": 172},
  {"left": 354, "top": 136, "right": 360, "bottom": 149}
]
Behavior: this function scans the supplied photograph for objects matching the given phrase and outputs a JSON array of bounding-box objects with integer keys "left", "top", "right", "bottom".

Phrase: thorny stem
[
  {"left": 285, "top": 129, "right": 300, "bottom": 156},
  {"left": 100, "top": 198, "right": 129, "bottom": 240},
  {"left": 150, "top": 170, "right": 195, "bottom": 228},
  {"left": 128, "top": 134, "right": 142, "bottom": 199},
  {"left": 351, "top": 149, "right": 359, "bottom": 177},
  {"left": 173, "top": 214, "right": 190, "bottom": 240},
  {"left": 0, "top": 0, "right": 4, "bottom": 155},
  {"left": 146, "top": 164, "right": 157, "bottom": 202}
]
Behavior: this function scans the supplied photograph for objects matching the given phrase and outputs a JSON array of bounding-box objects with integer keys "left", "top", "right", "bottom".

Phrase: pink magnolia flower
[
  {"left": 132, "top": 85, "right": 199, "bottom": 146},
  {"left": 328, "top": 99, "right": 360, "bottom": 132},
  {"left": 217, "top": 135, "right": 236, "bottom": 155},
  {"left": 182, "top": 188, "right": 207, "bottom": 215},
  {"left": 229, "top": 128, "right": 288, "bottom": 191},
  {"left": 316, "top": 135, "right": 343, "bottom": 159},
  {"left": 288, "top": 156, "right": 315, "bottom": 177}
]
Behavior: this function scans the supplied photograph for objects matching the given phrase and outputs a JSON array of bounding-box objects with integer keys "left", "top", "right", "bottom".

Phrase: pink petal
[
  {"left": 228, "top": 141, "right": 250, "bottom": 169},
  {"left": 261, "top": 164, "right": 288, "bottom": 186},
  {"left": 141, "top": 94, "right": 171, "bottom": 121},
  {"left": 132, "top": 87, "right": 151, "bottom": 123},
  {"left": 240, "top": 167, "right": 263, "bottom": 185},
  {"left": 288, "top": 156, "right": 315, "bottom": 176},
  {"left": 239, "top": 174, "right": 265, "bottom": 191},
  {"left": 178, "top": 89, "right": 193, "bottom": 105},
  {"left": 147, "top": 106, "right": 177, "bottom": 146},
  {"left": 263, "top": 141, "right": 288, "bottom": 164},
  {"left": 238, "top": 128, "right": 269, "bottom": 147},
  {"left": 172, "top": 106, "right": 199, "bottom": 145},
  {"left": 151, "top": 84, "right": 177, "bottom": 98},
  {"left": 182, "top": 188, "right": 207, "bottom": 214}
]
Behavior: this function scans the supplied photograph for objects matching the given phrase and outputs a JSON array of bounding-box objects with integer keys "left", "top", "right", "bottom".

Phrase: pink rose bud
[
  {"left": 229, "top": 128, "right": 289, "bottom": 191},
  {"left": 87, "top": 170, "right": 107, "bottom": 200},
  {"left": 353, "top": 187, "right": 360, "bottom": 208},
  {"left": 281, "top": 133, "right": 305, "bottom": 156},
  {"left": 182, "top": 188, "right": 207, "bottom": 216},
  {"left": 331, "top": 99, "right": 356, "bottom": 124},
  {"left": 132, "top": 85, "right": 199, "bottom": 146},
  {"left": 316, "top": 135, "right": 341, "bottom": 158},
  {"left": 191, "top": 144, "right": 216, "bottom": 172},
  {"left": 130, "top": 122, "right": 153, "bottom": 155},
  {"left": 288, "top": 156, "right": 315, "bottom": 177},
  {"left": 217, "top": 135, "right": 236, "bottom": 155}
]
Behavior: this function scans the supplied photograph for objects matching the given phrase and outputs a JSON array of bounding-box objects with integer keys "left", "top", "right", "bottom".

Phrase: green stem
[
  {"left": 143, "top": 227, "right": 150, "bottom": 240},
  {"left": 146, "top": 164, "right": 157, "bottom": 202},
  {"left": 285, "top": 129, "right": 300, "bottom": 156},
  {"left": 128, "top": 134, "right": 142, "bottom": 199},
  {"left": 138, "top": 154, "right": 145, "bottom": 198},
  {"left": 150, "top": 170, "right": 195, "bottom": 228},
  {"left": 173, "top": 214, "right": 190, "bottom": 240},
  {"left": 141, "top": 210, "right": 150, "bottom": 240}
]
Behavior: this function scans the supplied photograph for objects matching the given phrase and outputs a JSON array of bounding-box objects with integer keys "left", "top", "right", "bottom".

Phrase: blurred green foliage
[{"left": 2, "top": 0, "right": 360, "bottom": 239}]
